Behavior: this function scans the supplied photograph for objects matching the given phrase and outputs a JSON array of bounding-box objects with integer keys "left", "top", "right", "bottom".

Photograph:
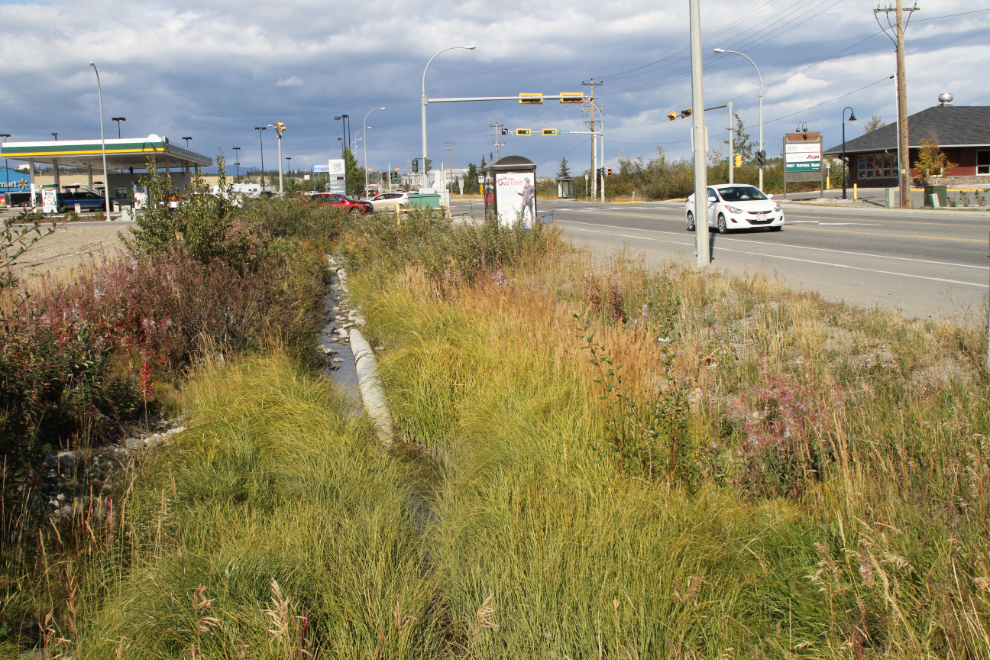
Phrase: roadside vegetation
[{"left": 3, "top": 175, "right": 989, "bottom": 657}]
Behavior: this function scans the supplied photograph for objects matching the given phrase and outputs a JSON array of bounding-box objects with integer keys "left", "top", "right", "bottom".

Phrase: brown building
[{"left": 824, "top": 97, "right": 990, "bottom": 188}]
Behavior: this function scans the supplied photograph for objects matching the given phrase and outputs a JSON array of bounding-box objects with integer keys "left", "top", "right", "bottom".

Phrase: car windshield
[{"left": 718, "top": 186, "right": 768, "bottom": 202}]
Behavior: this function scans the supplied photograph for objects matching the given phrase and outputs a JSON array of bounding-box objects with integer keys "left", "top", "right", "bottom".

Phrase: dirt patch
[{"left": 9, "top": 221, "right": 129, "bottom": 282}]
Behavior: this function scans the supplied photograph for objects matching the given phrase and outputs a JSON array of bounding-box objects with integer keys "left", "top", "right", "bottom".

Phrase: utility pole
[
  {"left": 689, "top": 0, "right": 710, "bottom": 266},
  {"left": 727, "top": 100, "right": 734, "bottom": 184},
  {"left": 875, "top": 1, "right": 919, "bottom": 208},
  {"left": 582, "top": 80, "right": 600, "bottom": 200},
  {"left": 445, "top": 141, "right": 455, "bottom": 191},
  {"left": 488, "top": 124, "right": 505, "bottom": 160}
]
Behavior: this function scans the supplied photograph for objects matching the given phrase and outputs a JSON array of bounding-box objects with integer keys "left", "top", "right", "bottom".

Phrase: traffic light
[
  {"left": 501, "top": 128, "right": 509, "bottom": 136},
  {"left": 681, "top": 108, "right": 692, "bottom": 117},
  {"left": 542, "top": 128, "right": 557, "bottom": 136},
  {"left": 519, "top": 93, "right": 543, "bottom": 105},
  {"left": 733, "top": 154, "right": 743, "bottom": 167},
  {"left": 606, "top": 168, "right": 612, "bottom": 176},
  {"left": 412, "top": 159, "right": 419, "bottom": 173},
  {"left": 755, "top": 150, "right": 767, "bottom": 167},
  {"left": 516, "top": 128, "right": 532, "bottom": 136},
  {"left": 276, "top": 122, "right": 286, "bottom": 131},
  {"left": 560, "top": 92, "right": 584, "bottom": 104},
  {"left": 597, "top": 167, "right": 604, "bottom": 180},
  {"left": 667, "top": 112, "right": 678, "bottom": 121},
  {"left": 424, "top": 159, "right": 433, "bottom": 171}
]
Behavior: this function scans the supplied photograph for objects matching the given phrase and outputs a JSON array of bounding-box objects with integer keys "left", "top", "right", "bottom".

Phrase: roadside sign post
[{"left": 783, "top": 132, "right": 824, "bottom": 199}]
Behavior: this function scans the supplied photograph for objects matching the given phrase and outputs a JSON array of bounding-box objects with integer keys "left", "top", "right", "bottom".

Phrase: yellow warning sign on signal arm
[{"left": 519, "top": 93, "right": 543, "bottom": 104}]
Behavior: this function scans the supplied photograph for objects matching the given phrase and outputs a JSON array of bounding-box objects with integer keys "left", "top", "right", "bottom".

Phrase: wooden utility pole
[
  {"left": 582, "top": 80, "right": 600, "bottom": 199},
  {"left": 488, "top": 123, "right": 504, "bottom": 160},
  {"left": 875, "top": 1, "right": 918, "bottom": 208}
]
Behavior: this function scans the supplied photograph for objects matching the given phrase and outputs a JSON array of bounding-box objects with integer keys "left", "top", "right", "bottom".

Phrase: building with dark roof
[{"left": 824, "top": 98, "right": 990, "bottom": 188}]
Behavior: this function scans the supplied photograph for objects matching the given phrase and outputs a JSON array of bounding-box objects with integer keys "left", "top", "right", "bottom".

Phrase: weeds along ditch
[{"left": 3, "top": 174, "right": 990, "bottom": 658}]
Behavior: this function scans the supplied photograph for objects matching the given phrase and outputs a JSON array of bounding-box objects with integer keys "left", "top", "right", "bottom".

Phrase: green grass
[{"left": 11, "top": 352, "right": 444, "bottom": 659}]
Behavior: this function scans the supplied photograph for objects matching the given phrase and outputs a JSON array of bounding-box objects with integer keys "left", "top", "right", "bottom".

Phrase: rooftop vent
[{"left": 938, "top": 93, "right": 954, "bottom": 107}]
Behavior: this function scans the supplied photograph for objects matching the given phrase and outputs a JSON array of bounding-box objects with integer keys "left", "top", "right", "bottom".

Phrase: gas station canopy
[{"left": 0, "top": 134, "right": 212, "bottom": 170}]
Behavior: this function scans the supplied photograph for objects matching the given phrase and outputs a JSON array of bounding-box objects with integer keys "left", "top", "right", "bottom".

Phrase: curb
[{"left": 333, "top": 265, "right": 395, "bottom": 448}]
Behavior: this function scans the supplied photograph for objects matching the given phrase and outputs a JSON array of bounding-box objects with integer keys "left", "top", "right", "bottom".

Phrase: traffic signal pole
[{"left": 689, "top": 0, "right": 711, "bottom": 267}]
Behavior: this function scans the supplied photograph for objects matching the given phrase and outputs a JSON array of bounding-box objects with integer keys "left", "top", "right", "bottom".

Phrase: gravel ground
[{"left": 8, "top": 220, "right": 131, "bottom": 282}]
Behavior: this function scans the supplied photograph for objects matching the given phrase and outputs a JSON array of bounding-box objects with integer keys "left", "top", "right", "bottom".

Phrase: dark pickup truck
[{"left": 57, "top": 190, "right": 113, "bottom": 213}]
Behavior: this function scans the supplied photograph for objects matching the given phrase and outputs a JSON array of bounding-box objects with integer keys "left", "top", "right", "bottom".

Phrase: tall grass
[
  {"left": 9, "top": 351, "right": 443, "bottom": 658},
  {"left": 349, "top": 225, "right": 990, "bottom": 657}
]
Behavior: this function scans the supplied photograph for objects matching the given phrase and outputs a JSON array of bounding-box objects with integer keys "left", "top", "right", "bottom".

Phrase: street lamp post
[
  {"left": 0, "top": 134, "right": 10, "bottom": 205},
  {"left": 351, "top": 136, "right": 363, "bottom": 152},
  {"left": 182, "top": 136, "right": 192, "bottom": 147},
  {"left": 255, "top": 127, "right": 266, "bottom": 187},
  {"left": 51, "top": 133, "right": 57, "bottom": 141},
  {"left": 713, "top": 48, "right": 763, "bottom": 191},
  {"left": 88, "top": 62, "right": 112, "bottom": 217},
  {"left": 335, "top": 115, "right": 349, "bottom": 156},
  {"left": 363, "top": 107, "right": 385, "bottom": 197},
  {"left": 422, "top": 45, "right": 476, "bottom": 189},
  {"left": 841, "top": 107, "right": 857, "bottom": 200},
  {"left": 268, "top": 122, "right": 286, "bottom": 194},
  {"left": 233, "top": 147, "right": 241, "bottom": 179},
  {"left": 112, "top": 117, "right": 125, "bottom": 139}
]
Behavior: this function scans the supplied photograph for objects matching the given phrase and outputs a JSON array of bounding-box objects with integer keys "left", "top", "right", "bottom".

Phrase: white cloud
[{"left": 0, "top": 0, "right": 983, "bottom": 171}]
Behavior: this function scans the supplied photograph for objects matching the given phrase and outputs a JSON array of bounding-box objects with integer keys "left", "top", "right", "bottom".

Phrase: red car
[{"left": 302, "top": 193, "right": 373, "bottom": 214}]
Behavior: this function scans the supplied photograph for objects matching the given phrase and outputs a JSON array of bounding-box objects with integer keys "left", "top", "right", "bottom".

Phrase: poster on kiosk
[{"left": 483, "top": 156, "right": 537, "bottom": 227}]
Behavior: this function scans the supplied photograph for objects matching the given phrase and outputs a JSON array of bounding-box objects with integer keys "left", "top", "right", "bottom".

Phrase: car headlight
[
  {"left": 773, "top": 203, "right": 781, "bottom": 212},
  {"left": 725, "top": 205, "right": 744, "bottom": 214}
]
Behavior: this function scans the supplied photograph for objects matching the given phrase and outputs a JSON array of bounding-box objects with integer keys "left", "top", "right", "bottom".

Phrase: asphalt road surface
[{"left": 449, "top": 198, "right": 990, "bottom": 322}]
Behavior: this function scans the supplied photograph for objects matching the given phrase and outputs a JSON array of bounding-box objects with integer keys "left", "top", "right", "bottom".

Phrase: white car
[
  {"left": 370, "top": 191, "right": 409, "bottom": 212},
  {"left": 685, "top": 184, "right": 783, "bottom": 233}
]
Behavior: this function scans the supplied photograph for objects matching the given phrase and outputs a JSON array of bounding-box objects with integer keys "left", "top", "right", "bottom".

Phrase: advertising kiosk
[{"left": 482, "top": 156, "right": 537, "bottom": 227}]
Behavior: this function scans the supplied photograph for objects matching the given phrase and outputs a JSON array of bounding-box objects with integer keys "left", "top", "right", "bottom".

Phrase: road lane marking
[
  {"left": 563, "top": 225, "right": 984, "bottom": 287},
  {"left": 787, "top": 225, "right": 984, "bottom": 243},
  {"left": 559, "top": 219, "right": 989, "bottom": 271}
]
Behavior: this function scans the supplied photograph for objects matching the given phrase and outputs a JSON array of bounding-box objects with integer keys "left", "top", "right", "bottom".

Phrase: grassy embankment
[
  {"left": 343, "top": 213, "right": 990, "bottom": 657},
  {"left": 5, "top": 199, "right": 990, "bottom": 657}
]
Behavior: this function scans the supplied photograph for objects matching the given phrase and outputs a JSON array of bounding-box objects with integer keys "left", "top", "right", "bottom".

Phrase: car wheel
[
  {"left": 717, "top": 213, "right": 728, "bottom": 234},
  {"left": 348, "top": 207, "right": 361, "bottom": 215},
  {"left": 686, "top": 211, "right": 696, "bottom": 232}
]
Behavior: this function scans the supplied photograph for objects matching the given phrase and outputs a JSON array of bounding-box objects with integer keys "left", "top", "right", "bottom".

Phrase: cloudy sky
[{"left": 0, "top": 0, "right": 987, "bottom": 176}]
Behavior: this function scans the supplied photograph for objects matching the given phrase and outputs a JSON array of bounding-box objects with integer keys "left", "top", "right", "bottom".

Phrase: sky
[{"left": 0, "top": 0, "right": 987, "bottom": 177}]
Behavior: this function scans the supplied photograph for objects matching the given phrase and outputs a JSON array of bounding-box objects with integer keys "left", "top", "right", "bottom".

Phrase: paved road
[{"left": 448, "top": 198, "right": 990, "bottom": 321}]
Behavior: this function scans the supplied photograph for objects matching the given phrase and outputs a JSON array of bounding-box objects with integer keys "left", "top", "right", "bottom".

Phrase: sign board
[
  {"left": 494, "top": 171, "right": 536, "bottom": 227},
  {"left": 785, "top": 142, "right": 822, "bottom": 172},
  {"left": 312, "top": 163, "right": 330, "bottom": 173},
  {"left": 782, "top": 132, "right": 824, "bottom": 195},
  {"left": 0, "top": 168, "right": 31, "bottom": 193},
  {"left": 327, "top": 159, "right": 346, "bottom": 194}
]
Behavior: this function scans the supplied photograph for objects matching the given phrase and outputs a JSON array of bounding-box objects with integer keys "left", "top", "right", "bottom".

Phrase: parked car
[
  {"left": 685, "top": 184, "right": 783, "bottom": 233},
  {"left": 56, "top": 189, "right": 113, "bottom": 213},
  {"left": 302, "top": 193, "right": 373, "bottom": 214},
  {"left": 369, "top": 191, "right": 409, "bottom": 212}
]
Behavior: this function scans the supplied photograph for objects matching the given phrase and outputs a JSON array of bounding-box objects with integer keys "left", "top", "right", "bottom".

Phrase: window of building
[
  {"left": 978, "top": 150, "right": 990, "bottom": 175},
  {"left": 857, "top": 152, "right": 898, "bottom": 179}
]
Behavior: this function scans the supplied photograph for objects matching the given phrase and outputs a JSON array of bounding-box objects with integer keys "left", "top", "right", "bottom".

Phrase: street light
[
  {"left": 351, "top": 136, "right": 363, "bottom": 152},
  {"left": 841, "top": 107, "right": 857, "bottom": 200},
  {"left": 0, "top": 134, "right": 10, "bottom": 203},
  {"left": 255, "top": 127, "right": 266, "bottom": 187},
  {"left": 232, "top": 147, "right": 241, "bottom": 178},
  {"left": 422, "top": 45, "right": 476, "bottom": 189},
  {"left": 51, "top": 133, "right": 58, "bottom": 141},
  {"left": 182, "top": 136, "right": 192, "bottom": 147},
  {"left": 713, "top": 47, "right": 763, "bottom": 191},
  {"left": 88, "top": 62, "right": 112, "bottom": 217},
  {"left": 112, "top": 117, "right": 125, "bottom": 139},
  {"left": 363, "top": 107, "right": 385, "bottom": 197},
  {"left": 268, "top": 122, "right": 286, "bottom": 194}
]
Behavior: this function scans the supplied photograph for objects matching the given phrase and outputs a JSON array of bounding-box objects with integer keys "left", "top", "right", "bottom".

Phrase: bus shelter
[{"left": 482, "top": 155, "right": 537, "bottom": 227}]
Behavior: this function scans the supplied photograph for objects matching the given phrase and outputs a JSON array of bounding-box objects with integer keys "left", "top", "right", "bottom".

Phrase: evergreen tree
[
  {"left": 343, "top": 148, "right": 363, "bottom": 197},
  {"left": 724, "top": 114, "right": 756, "bottom": 162},
  {"left": 557, "top": 156, "right": 571, "bottom": 178}
]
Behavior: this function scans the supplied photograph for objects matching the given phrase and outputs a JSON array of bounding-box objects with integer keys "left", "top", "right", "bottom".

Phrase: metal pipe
[{"left": 690, "top": 0, "right": 710, "bottom": 266}]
